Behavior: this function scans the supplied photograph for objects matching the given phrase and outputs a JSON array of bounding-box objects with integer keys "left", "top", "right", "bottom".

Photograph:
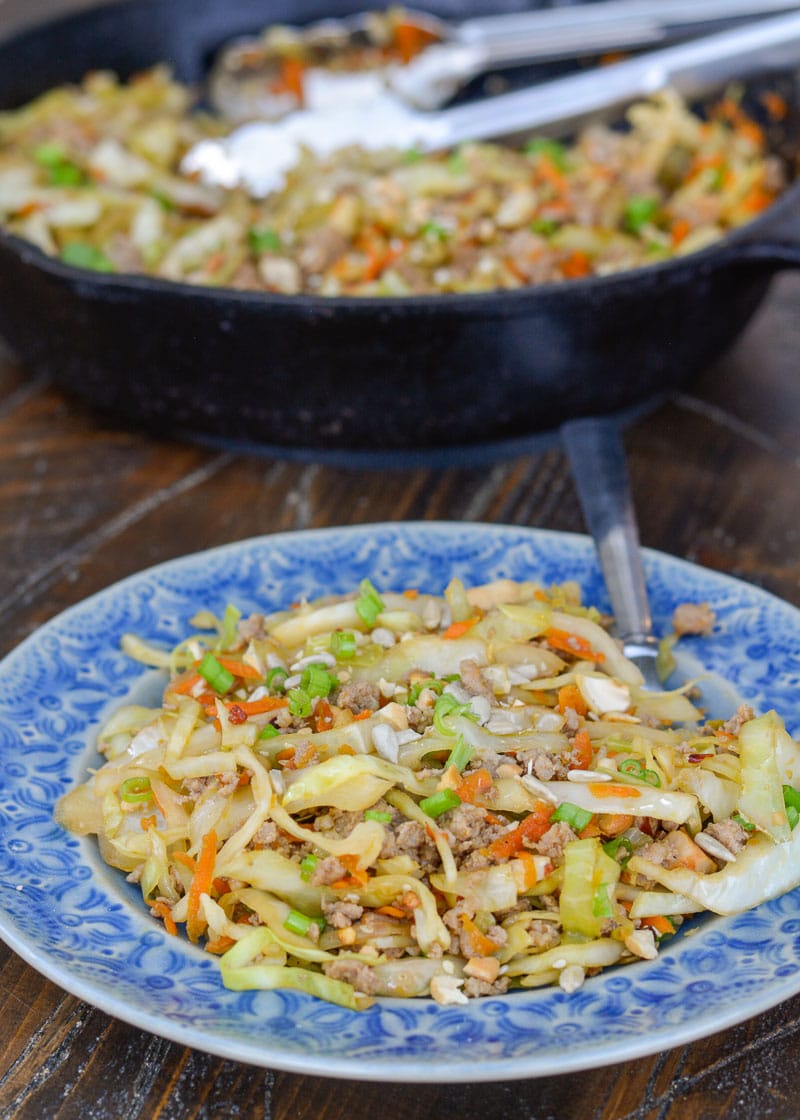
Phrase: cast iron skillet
[{"left": 1, "top": 0, "right": 800, "bottom": 458}]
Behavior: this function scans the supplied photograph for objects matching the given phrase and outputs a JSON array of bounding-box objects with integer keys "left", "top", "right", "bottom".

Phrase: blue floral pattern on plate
[{"left": 1, "top": 522, "right": 800, "bottom": 1082}]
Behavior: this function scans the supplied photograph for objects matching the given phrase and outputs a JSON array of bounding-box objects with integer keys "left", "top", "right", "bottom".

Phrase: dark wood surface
[{"left": 3, "top": 3, "right": 800, "bottom": 1114}]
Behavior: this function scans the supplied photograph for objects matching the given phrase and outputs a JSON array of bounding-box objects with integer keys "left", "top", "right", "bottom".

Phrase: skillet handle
[{"left": 724, "top": 238, "right": 800, "bottom": 270}]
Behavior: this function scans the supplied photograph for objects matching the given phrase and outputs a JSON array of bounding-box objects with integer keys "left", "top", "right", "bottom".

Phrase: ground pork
[
  {"left": 236, "top": 612, "right": 266, "bottom": 643},
  {"left": 533, "top": 822, "right": 577, "bottom": 860},
  {"left": 441, "top": 803, "right": 507, "bottom": 857},
  {"left": 463, "top": 975, "right": 510, "bottom": 998},
  {"left": 459, "top": 658, "right": 496, "bottom": 704},
  {"left": 336, "top": 680, "right": 380, "bottom": 714},
  {"left": 380, "top": 819, "right": 440, "bottom": 872},
  {"left": 249, "top": 820, "right": 312, "bottom": 859},
  {"left": 310, "top": 856, "right": 348, "bottom": 886},
  {"left": 322, "top": 958, "right": 381, "bottom": 995},
  {"left": 672, "top": 601, "right": 716, "bottom": 636},
  {"left": 518, "top": 747, "right": 569, "bottom": 782},
  {"left": 723, "top": 703, "right": 755, "bottom": 737},
  {"left": 526, "top": 919, "right": 562, "bottom": 950},
  {"left": 322, "top": 898, "right": 364, "bottom": 928},
  {"left": 313, "top": 808, "right": 363, "bottom": 836},
  {"left": 705, "top": 818, "right": 750, "bottom": 855}
]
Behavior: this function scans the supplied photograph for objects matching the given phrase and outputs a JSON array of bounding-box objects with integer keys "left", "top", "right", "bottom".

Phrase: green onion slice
[
  {"left": 299, "top": 854, "right": 318, "bottom": 882},
  {"left": 364, "top": 809, "right": 392, "bottom": 823},
  {"left": 550, "top": 801, "right": 594, "bottom": 832},
  {"left": 330, "top": 630, "right": 357, "bottom": 659},
  {"left": 300, "top": 663, "right": 337, "bottom": 698},
  {"left": 198, "top": 652, "right": 235, "bottom": 695},
  {"left": 419, "top": 789, "right": 461, "bottom": 819},
  {"left": 355, "top": 578, "right": 385, "bottom": 628},
  {"left": 120, "top": 776, "right": 153, "bottom": 804},
  {"left": 266, "top": 666, "right": 288, "bottom": 692},
  {"left": 283, "top": 909, "right": 325, "bottom": 937},
  {"left": 60, "top": 242, "right": 114, "bottom": 273},
  {"left": 444, "top": 736, "right": 474, "bottom": 773},
  {"left": 287, "top": 688, "right": 312, "bottom": 718}
]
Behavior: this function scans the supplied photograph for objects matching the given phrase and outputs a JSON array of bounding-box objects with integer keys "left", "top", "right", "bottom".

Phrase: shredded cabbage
[{"left": 55, "top": 575, "right": 800, "bottom": 1010}]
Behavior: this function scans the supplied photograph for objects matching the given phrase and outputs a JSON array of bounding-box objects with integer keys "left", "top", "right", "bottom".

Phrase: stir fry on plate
[
  {"left": 56, "top": 576, "right": 800, "bottom": 1010},
  {"left": 0, "top": 65, "right": 786, "bottom": 295}
]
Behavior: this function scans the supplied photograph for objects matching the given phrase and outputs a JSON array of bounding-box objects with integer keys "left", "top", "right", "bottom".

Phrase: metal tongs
[
  {"left": 211, "top": 0, "right": 800, "bottom": 116},
  {"left": 186, "top": 10, "right": 800, "bottom": 196}
]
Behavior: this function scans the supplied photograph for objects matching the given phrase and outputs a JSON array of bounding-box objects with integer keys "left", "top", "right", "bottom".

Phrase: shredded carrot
[
  {"left": 150, "top": 899, "right": 178, "bottom": 937},
  {"left": 458, "top": 914, "right": 500, "bottom": 958},
  {"left": 330, "top": 853, "right": 370, "bottom": 890},
  {"left": 275, "top": 57, "right": 305, "bottom": 100},
  {"left": 215, "top": 656, "right": 261, "bottom": 679},
  {"left": 212, "top": 876, "right": 231, "bottom": 895},
  {"left": 173, "top": 851, "right": 196, "bottom": 872},
  {"left": 376, "top": 905, "right": 406, "bottom": 919},
  {"left": 225, "top": 696, "right": 288, "bottom": 716},
  {"left": 455, "top": 767, "right": 493, "bottom": 804},
  {"left": 353, "top": 709, "right": 373, "bottom": 721},
  {"left": 393, "top": 20, "right": 436, "bottom": 63},
  {"left": 740, "top": 186, "right": 774, "bottom": 214},
  {"left": 558, "top": 683, "right": 588, "bottom": 717},
  {"left": 186, "top": 828, "right": 217, "bottom": 943},
  {"left": 761, "top": 90, "right": 788, "bottom": 121},
  {"left": 205, "top": 935, "right": 236, "bottom": 955},
  {"left": 484, "top": 802, "right": 553, "bottom": 861},
  {"left": 515, "top": 850, "right": 540, "bottom": 890},
  {"left": 546, "top": 628, "right": 605, "bottom": 662},
  {"left": 140, "top": 814, "right": 157, "bottom": 831},
  {"left": 403, "top": 588, "right": 419, "bottom": 599},
  {"left": 441, "top": 617, "right": 478, "bottom": 640},
  {"left": 569, "top": 728, "right": 593, "bottom": 770},
  {"left": 641, "top": 914, "right": 674, "bottom": 936},
  {"left": 314, "top": 698, "right": 335, "bottom": 732},
  {"left": 533, "top": 589, "right": 549, "bottom": 602},
  {"left": 168, "top": 671, "right": 202, "bottom": 696},
  {"left": 560, "top": 250, "right": 591, "bottom": 279},
  {"left": 337, "top": 743, "right": 356, "bottom": 755},
  {"left": 588, "top": 783, "right": 640, "bottom": 798},
  {"left": 670, "top": 218, "right": 691, "bottom": 246}
]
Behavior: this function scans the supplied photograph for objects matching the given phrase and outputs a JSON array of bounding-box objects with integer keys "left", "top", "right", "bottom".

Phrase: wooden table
[{"left": 3, "top": 7, "right": 800, "bottom": 1116}]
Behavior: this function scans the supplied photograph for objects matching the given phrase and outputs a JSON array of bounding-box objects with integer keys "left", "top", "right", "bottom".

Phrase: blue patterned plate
[{"left": 2, "top": 523, "right": 800, "bottom": 1082}]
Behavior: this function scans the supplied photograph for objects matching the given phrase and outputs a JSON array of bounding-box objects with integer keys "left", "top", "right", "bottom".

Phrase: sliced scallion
[
  {"left": 283, "top": 909, "right": 325, "bottom": 937},
  {"left": 120, "top": 776, "right": 153, "bottom": 804},
  {"left": 300, "top": 663, "right": 337, "bottom": 698},
  {"left": 198, "top": 652, "right": 235, "bottom": 694},
  {"left": 288, "top": 688, "right": 312, "bottom": 718},
  {"left": 330, "top": 630, "right": 357, "bottom": 659},
  {"left": 266, "top": 666, "right": 288, "bottom": 692},
  {"left": 355, "top": 578, "right": 384, "bottom": 627},
  {"left": 419, "top": 788, "right": 461, "bottom": 819},
  {"left": 299, "top": 853, "right": 318, "bottom": 882},
  {"left": 445, "top": 735, "right": 474, "bottom": 773},
  {"left": 364, "top": 809, "right": 392, "bottom": 823},
  {"left": 550, "top": 801, "right": 594, "bottom": 832}
]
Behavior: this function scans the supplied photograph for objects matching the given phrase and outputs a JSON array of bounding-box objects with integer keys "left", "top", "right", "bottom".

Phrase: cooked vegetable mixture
[
  {"left": 210, "top": 7, "right": 441, "bottom": 123},
  {"left": 56, "top": 575, "right": 800, "bottom": 1010},
  {"left": 0, "top": 65, "right": 787, "bottom": 295}
]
